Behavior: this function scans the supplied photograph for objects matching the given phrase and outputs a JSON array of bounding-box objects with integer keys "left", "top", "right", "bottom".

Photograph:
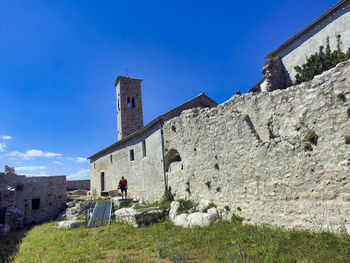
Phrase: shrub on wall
[
  {"left": 304, "top": 130, "right": 319, "bottom": 145},
  {"left": 345, "top": 135, "right": 350, "bottom": 145},
  {"left": 294, "top": 35, "right": 350, "bottom": 85}
]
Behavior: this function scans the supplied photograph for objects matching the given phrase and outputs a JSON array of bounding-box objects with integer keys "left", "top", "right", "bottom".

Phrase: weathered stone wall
[
  {"left": 162, "top": 60, "right": 350, "bottom": 233},
  {"left": 90, "top": 123, "right": 165, "bottom": 202},
  {"left": 67, "top": 179, "right": 90, "bottom": 191},
  {"left": 0, "top": 172, "right": 67, "bottom": 224}
]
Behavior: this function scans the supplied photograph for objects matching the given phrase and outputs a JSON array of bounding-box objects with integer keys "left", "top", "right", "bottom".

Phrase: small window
[
  {"left": 110, "top": 155, "right": 113, "bottom": 163},
  {"left": 118, "top": 99, "right": 120, "bottom": 111},
  {"left": 129, "top": 149, "right": 135, "bottom": 161},
  {"left": 94, "top": 162, "right": 96, "bottom": 169},
  {"left": 132, "top": 98, "right": 135, "bottom": 108},
  {"left": 127, "top": 97, "right": 131, "bottom": 108},
  {"left": 32, "top": 198, "right": 40, "bottom": 210},
  {"left": 142, "top": 139, "right": 146, "bottom": 157}
]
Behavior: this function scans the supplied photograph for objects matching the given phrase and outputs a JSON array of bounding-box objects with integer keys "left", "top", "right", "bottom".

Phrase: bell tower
[{"left": 115, "top": 76, "right": 144, "bottom": 140}]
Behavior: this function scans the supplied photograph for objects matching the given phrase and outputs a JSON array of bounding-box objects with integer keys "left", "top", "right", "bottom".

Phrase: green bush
[
  {"left": 177, "top": 199, "right": 194, "bottom": 213},
  {"left": 294, "top": 35, "right": 350, "bottom": 85},
  {"left": 159, "top": 188, "right": 174, "bottom": 209},
  {"left": 215, "top": 187, "right": 221, "bottom": 192}
]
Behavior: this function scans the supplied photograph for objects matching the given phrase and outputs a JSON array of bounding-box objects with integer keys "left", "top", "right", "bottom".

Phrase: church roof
[
  {"left": 265, "top": 0, "right": 349, "bottom": 59},
  {"left": 87, "top": 93, "right": 217, "bottom": 160}
]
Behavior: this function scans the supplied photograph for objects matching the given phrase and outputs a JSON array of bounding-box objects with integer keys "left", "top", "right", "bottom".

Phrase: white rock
[
  {"left": 196, "top": 200, "right": 210, "bottom": 212},
  {"left": 169, "top": 201, "right": 180, "bottom": 220},
  {"left": 174, "top": 214, "right": 189, "bottom": 228},
  {"left": 57, "top": 220, "right": 85, "bottom": 229},
  {"left": 187, "top": 212, "right": 217, "bottom": 227}
]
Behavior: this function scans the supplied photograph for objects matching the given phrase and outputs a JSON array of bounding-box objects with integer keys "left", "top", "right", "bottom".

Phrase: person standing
[{"left": 119, "top": 176, "right": 128, "bottom": 200}]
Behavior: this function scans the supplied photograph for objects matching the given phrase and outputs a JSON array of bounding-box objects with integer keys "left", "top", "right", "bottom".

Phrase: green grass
[{"left": 2, "top": 219, "right": 349, "bottom": 263}]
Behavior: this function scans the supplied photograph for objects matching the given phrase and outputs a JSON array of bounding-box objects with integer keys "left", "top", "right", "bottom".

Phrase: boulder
[
  {"left": 169, "top": 201, "right": 180, "bottom": 220},
  {"left": 115, "top": 207, "right": 166, "bottom": 227},
  {"left": 57, "top": 220, "right": 85, "bottom": 229},
  {"left": 173, "top": 214, "right": 189, "bottom": 228},
  {"left": 196, "top": 200, "right": 211, "bottom": 212},
  {"left": 66, "top": 201, "right": 93, "bottom": 220},
  {"left": 187, "top": 212, "right": 217, "bottom": 228}
]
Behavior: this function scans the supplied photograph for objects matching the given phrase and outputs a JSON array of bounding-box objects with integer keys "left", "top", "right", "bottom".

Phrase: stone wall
[
  {"left": 0, "top": 172, "right": 67, "bottom": 225},
  {"left": 162, "top": 60, "right": 350, "bottom": 233},
  {"left": 67, "top": 180, "right": 90, "bottom": 191}
]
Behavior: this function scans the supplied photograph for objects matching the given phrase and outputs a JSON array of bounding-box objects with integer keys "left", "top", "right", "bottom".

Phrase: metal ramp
[{"left": 87, "top": 201, "right": 112, "bottom": 228}]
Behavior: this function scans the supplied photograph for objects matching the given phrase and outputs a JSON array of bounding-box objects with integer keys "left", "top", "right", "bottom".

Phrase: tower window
[
  {"left": 110, "top": 155, "right": 113, "bottom": 163},
  {"left": 142, "top": 140, "right": 146, "bottom": 157},
  {"left": 127, "top": 97, "right": 131, "bottom": 108},
  {"left": 129, "top": 149, "right": 135, "bottom": 161},
  {"left": 132, "top": 98, "right": 135, "bottom": 108}
]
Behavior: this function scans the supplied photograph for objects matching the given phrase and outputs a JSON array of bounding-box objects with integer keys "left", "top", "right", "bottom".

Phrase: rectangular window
[
  {"left": 32, "top": 198, "right": 40, "bottom": 210},
  {"left": 110, "top": 154, "right": 113, "bottom": 163},
  {"left": 142, "top": 139, "right": 146, "bottom": 157},
  {"left": 129, "top": 149, "right": 134, "bottom": 161}
]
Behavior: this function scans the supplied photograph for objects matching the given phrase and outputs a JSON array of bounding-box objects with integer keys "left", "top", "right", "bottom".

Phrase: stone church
[
  {"left": 88, "top": 77, "right": 217, "bottom": 201},
  {"left": 251, "top": 0, "right": 350, "bottom": 92}
]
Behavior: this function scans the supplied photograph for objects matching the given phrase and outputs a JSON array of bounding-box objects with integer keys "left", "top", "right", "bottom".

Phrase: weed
[
  {"left": 304, "top": 130, "right": 319, "bottom": 145},
  {"left": 267, "top": 120, "right": 279, "bottom": 139},
  {"left": 337, "top": 93, "right": 346, "bottom": 102},
  {"left": 224, "top": 205, "right": 230, "bottom": 211},
  {"left": 231, "top": 213, "right": 243, "bottom": 224},
  {"left": 237, "top": 206, "right": 242, "bottom": 212},
  {"left": 185, "top": 187, "right": 191, "bottom": 194},
  {"left": 304, "top": 142, "right": 313, "bottom": 151},
  {"left": 177, "top": 199, "right": 194, "bottom": 213},
  {"left": 215, "top": 187, "right": 221, "bottom": 192},
  {"left": 205, "top": 180, "right": 211, "bottom": 188},
  {"left": 171, "top": 126, "right": 176, "bottom": 132},
  {"left": 214, "top": 163, "right": 219, "bottom": 170},
  {"left": 345, "top": 135, "right": 350, "bottom": 145},
  {"left": 347, "top": 108, "right": 350, "bottom": 118}
]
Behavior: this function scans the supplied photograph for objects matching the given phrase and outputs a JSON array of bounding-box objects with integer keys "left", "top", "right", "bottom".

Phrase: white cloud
[
  {"left": 16, "top": 166, "right": 46, "bottom": 172},
  {"left": 54, "top": 161, "right": 63, "bottom": 165},
  {"left": 8, "top": 149, "right": 62, "bottom": 160},
  {"left": 0, "top": 143, "right": 6, "bottom": 152},
  {"left": 67, "top": 168, "right": 90, "bottom": 180},
  {"left": 23, "top": 173, "right": 52, "bottom": 177},
  {"left": 2, "top": 135, "right": 12, "bottom": 140},
  {"left": 75, "top": 157, "right": 88, "bottom": 163}
]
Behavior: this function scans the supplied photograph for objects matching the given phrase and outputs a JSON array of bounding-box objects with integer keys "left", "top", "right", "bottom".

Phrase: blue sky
[{"left": 0, "top": 0, "right": 339, "bottom": 179}]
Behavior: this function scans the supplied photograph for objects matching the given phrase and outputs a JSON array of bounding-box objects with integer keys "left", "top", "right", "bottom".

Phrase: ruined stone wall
[
  {"left": 162, "top": 60, "right": 350, "bottom": 233},
  {"left": 15, "top": 176, "right": 67, "bottom": 224},
  {"left": 90, "top": 123, "right": 165, "bottom": 202},
  {"left": 67, "top": 180, "right": 90, "bottom": 191}
]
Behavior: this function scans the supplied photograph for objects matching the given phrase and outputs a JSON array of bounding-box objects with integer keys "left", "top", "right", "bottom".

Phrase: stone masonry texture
[
  {"left": 162, "top": 60, "right": 350, "bottom": 233},
  {"left": 116, "top": 77, "right": 144, "bottom": 140}
]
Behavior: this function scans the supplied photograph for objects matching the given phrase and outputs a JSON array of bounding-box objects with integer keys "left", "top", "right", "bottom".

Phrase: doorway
[{"left": 101, "top": 172, "right": 105, "bottom": 192}]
